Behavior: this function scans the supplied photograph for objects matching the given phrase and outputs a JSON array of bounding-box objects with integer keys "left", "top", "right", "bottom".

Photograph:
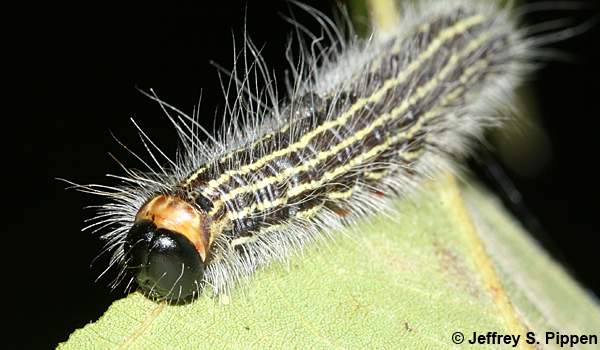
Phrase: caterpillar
[{"left": 74, "top": 0, "right": 572, "bottom": 303}]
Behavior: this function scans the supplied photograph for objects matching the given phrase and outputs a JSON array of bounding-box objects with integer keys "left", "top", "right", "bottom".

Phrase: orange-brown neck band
[{"left": 135, "top": 195, "right": 210, "bottom": 261}]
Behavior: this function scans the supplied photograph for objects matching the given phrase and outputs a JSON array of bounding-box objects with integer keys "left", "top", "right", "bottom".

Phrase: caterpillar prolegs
[{"left": 79, "top": 0, "right": 547, "bottom": 302}]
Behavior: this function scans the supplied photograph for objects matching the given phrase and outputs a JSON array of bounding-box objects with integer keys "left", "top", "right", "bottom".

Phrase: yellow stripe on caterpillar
[
  {"left": 217, "top": 33, "right": 491, "bottom": 204},
  {"left": 199, "top": 14, "right": 485, "bottom": 197}
]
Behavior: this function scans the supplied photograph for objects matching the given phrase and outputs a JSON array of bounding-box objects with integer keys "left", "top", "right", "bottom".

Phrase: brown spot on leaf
[{"left": 433, "top": 240, "right": 482, "bottom": 298}]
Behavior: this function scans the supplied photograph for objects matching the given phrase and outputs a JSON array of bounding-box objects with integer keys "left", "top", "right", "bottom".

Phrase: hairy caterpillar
[{"left": 74, "top": 0, "right": 572, "bottom": 303}]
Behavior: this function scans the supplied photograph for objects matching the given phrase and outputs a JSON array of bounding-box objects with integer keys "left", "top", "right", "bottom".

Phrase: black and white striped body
[{"left": 175, "top": 7, "right": 522, "bottom": 282}]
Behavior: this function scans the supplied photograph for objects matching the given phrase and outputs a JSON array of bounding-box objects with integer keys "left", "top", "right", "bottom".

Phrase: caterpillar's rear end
[{"left": 84, "top": 0, "right": 534, "bottom": 302}]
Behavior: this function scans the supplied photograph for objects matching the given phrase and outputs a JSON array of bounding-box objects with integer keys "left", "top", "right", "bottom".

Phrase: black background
[{"left": 6, "top": 1, "right": 599, "bottom": 348}]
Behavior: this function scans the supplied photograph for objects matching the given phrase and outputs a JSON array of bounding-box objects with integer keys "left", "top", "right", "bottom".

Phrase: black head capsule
[
  {"left": 125, "top": 195, "right": 212, "bottom": 301},
  {"left": 125, "top": 221, "right": 204, "bottom": 301}
]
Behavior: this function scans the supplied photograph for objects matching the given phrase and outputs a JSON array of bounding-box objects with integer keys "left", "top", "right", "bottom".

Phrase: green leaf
[{"left": 60, "top": 174, "right": 600, "bottom": 349}]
